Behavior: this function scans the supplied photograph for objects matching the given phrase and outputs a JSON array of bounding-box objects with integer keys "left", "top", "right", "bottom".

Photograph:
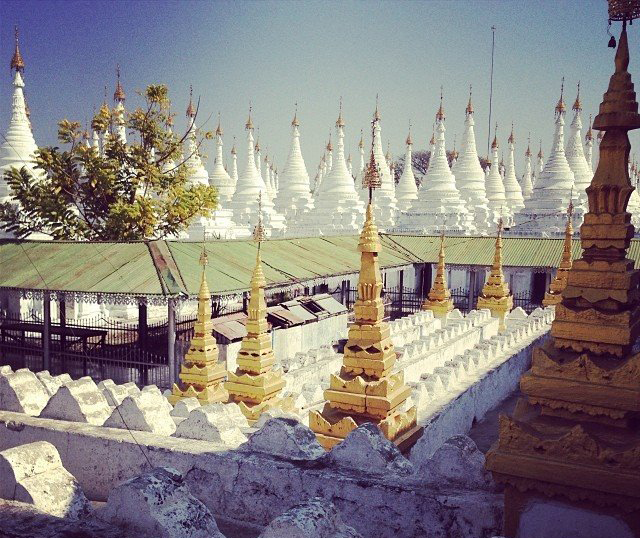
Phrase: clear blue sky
[{"left": 1, "top": 0, "right": 638, "bottom": 174}]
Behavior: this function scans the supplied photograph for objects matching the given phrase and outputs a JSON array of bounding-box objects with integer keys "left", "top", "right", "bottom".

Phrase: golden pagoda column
[
  {"left": 169, "top": 246, "right": 228, "bottom": 405},
  {"left": 224, "top": 195, "right": 293, "bottom": 424},
  {"left": 542, "top": 201, "right": 574, "bottom": 306},
  {"left": 422, "top": 231, "right": 454, "bottom": 318},
  {"left": 309, "top": 129, "right": 421, "bottom": 452},
  {"left": 476, "top": 218, "right": 513, "bottom": 332},
  {"left": 486, "top": 8, "right": 640, "bottom": 536}
]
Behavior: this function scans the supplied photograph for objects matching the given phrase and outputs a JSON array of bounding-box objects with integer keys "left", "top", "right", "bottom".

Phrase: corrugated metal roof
[{"left": 2, "top": 234, "right": 640, "bottom": 298}]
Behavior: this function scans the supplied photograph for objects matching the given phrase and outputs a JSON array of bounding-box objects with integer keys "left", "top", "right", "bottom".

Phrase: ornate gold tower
[
  {"left": 542, "top": 201, "right": 574, "bottom": 307},
  {"left": 309, "top": 128, "right": 420, "bottom": 452},
  {"left": 224, "top": 196, "right": 292, "bottom": 424},
  {"left": 486, "top": 10, "right": 640, "bottom": 536},
  {"left": 169, "top": 246, "right": 228, "bottom": 405},
  {"left": 476, "top": 219, "right": 513, "bottom": 332},
  {"left": 422, "top": 231, "right": 454, "bottom": 318}
]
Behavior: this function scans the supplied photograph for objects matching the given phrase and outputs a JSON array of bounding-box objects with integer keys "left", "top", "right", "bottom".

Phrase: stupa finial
[
  {"left": 245, "top": 102, "right": 254, "bottom": 130},
  {"left": 113, "top": 64, "right": 125, "bottom": 103},
  {"left": 466, "top": 84, "right": 474, "bottom": 115},
  {"left": 573, "top": 80, "right": 582, "bottom": 111},
  {"left": 555, "top": 76, "right": 566, "bottom": 116},
  {"left": 10, "top": 25, "right": 25, "bottom": 74}
]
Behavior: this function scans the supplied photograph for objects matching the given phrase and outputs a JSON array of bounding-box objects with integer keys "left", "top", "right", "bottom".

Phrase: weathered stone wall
[{"left": 0, "top": 412, "right": 502, "bottom": 538}]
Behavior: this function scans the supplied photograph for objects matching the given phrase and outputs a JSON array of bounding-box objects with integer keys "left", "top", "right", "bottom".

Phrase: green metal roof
[{"left": 1, "top": 235, "right": 640, "bottom": 298}]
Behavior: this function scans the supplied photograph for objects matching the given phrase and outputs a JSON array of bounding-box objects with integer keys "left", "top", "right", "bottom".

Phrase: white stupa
[
  {"left": 112, "top": 66, "right": 127, "bottom": 144},
  {"left": 503, "top": 125, "right": 525, "bottom": 214},
  {"left": 516, "top": 82, "right": 578, "bottom": 236},
  {"left": 484, "top": 127, "right": 509, "bottom": 225},
  {"left": 0, "top": 28, "right": 40, "bottom": 202},
  {"left": 292, "top": 106, "right": 364, "bottom": 236},
  {"left": 585, "top": 117, "right": 594, "bottom": 176},
  {"left": 230, "top": 140, "right": 238, "bottom": 184},
  {"left": 183, "top": 88, "right": 210, "bottom": 187},
  {"left": 229, "top": 108, "right": 285, "bottom": 237},
  {"left": 520, "top": 140, "right": 534, "bottom": 200},
  {"left": 365, "top": 102, "right": 397, "bottom": 229},
  {"left": 209, "top": 117, "right": 235, "bottom": 204},
  {"left": 396, "top": 93, "right": 474, "bottom": 234},
  {"left": 395, "top": 128, "right": 418, "bottom": 212},
  {"left": 565, "top": 84, "right": 591, "bottom": 207},
  {"left": 450, "top": 89, "right": 492, "bottom": 233},
  {"left": 273, "top": 108, "right": 314, "bottom": 223}
]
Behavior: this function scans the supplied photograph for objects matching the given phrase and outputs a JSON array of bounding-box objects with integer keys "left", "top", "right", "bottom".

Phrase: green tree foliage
[{"left": 0, "top": 84, "right": 218, "bottom": 240}]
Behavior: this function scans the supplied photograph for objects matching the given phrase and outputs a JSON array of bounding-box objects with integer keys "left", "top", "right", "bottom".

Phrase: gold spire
[
  {"left": 586, "top": 114, "right": 593, "bottom": 140},
  {"left": 215, "top": 112, "right": 223, "bottom": 136},
  {"left": 508, "top": 122, "right": 515, "bottom": 145},
  {"left": 406, "top": 121, "right": 413, "bottom": 146},
  {"left": 10, "top": 26, "right": 25, "bottom": 73},
  {"left": 542, "top": 200, "right": 574, "bottom": 306},
  {"left": 245, "top": 103, "right": 254, "bottom": 130},
  {"left": 572, "top": 80, "right": 582, "bottom": 111},
  {"left": 555, "top": 76, "right": 566, "bottom": 115},
  {"left": 309, "top": 194, "right": 420, "bottom": 451},
  {"left": 169, "top": 240, "right": 228, "bottom": 405},
  {"left": 476, "top": 218, "right": 513, "bottom": 332},
  {"left": 358, "top": 129, "right": 364, "bottom": 149},
  {"left": 436, "top": 86, "right": 445, "bottom": 121},
  {"left": 374, "top": 93, "right": 380, "bottom": 121},
  {"left": 491, "top": 123, "right": 499, "bottom": 150},
  {"left": 326, "top": 134, "right": 333, "bottom": 152},
  {"left": 186, "top": 85, "right": 195, "bottom": 118},
  {"left": 291, "top": 102, "right": 299, "bottom": 127},
  {"left": 362, "top": 119, "right": 381, "bottom": 192},
  {"left": 113, "top": 64, "right": 125, "bottom": 102},
  {"left": 525, "top": 133, "right": 531, "bottom": 157},
  {"left": 231, "top": 136, "right": 237, "bottom": 155},
  {"left": 537, "top": 139, "right": 543, "bottom": 159},
  {"left": 225, "top": 193, "right": 292, "bottom": 423},
  {"left": 336, "top": 97, "right": 345, "bottom": 127},
  {"left": 466, "top": 84, "right": 474, "bottom": 115},
  {"left": 422, "top": 230, "right": 454, "bottom": 318}
]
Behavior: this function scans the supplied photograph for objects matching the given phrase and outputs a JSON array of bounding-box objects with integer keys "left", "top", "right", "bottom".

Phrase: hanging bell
[{"left": 608, "top": 35, "right": 617, "bottom": 47}]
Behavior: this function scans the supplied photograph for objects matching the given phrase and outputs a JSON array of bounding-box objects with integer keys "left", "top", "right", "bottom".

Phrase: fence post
[
  {"left": 138, "top": 303, "right": 148, "bottom": 351},
  {"left": 167, "top": 298, "right": 177, "bottom": 386},
  {"left": 42, "top": 291, "right": 51, "bottom": 372},
  {"left": 468, "top": 270, "right": 476, "bottom": 311},
  {"left": 59, "top": 297, "right": 66, "bottom": 372}
]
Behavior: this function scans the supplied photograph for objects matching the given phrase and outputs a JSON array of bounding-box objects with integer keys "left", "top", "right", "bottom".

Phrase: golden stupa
[
  {"left": 477, "top": 218, "right": 513, "bottom": 332},
  {"left": 169, "top": 245, "right": 228, "bottom": 405},
  {"left": 486, "top": 15, "right": 640, "bottom": 535},
  {"left": 421, "top": 231, "right": 454, "bottom": 318},
  {"left": 309, "top": 135, "right": 420, "bottom": 452},
  {"left": 224, "top": 196, "right": 293, "bottom": 424},
  {"left": 542, "top": 201, "right": 574, "bottom": 307}
]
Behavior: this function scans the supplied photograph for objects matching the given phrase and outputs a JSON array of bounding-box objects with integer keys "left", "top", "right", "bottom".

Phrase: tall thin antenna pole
[{"left": 487, "top": 25, "right": 496, "bottom": 157}]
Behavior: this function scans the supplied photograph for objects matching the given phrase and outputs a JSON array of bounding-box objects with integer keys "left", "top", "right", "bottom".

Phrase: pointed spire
[
  {"left": 336, "top": 97, "right": 345, "bottom": 127},
  {"left": 542, "top": 200, "right": 574, "bottom": 306},
  {"left": 508, "top": 122, "right": 514, "bottom": 144},
  {"left": 491, "top": 123, "right": 499, "bottom": 149},
  {"left": 231, "top": 136, "right": 237, "bottom": 155},
  {"left": 436, "top": 86, "right": 445, "bottom": 121},
  {"left": 291, "top": 102, "right": 299, "bottom": 127},
  {"left": 466, "top": 84, "right": 474, "bottom": 115},
  {"left": 537, "top": 139, "right": 543, "bottom": 159},
  {"left": 245, "top": 103, "right": 254, "bottom": 130},
  {"left": 215, "top": 111, "right": 223, "bottom": 136},
  {"left": 374, "top": 93, "right": 380, "bottom": 121},
  {"left": 186, "top": 85, "right": 195, "bottom": 118},
  {"left": 476, "top": 217, "right": 513, "bottom": 332},
  {"left": 555, "top": 77, "right": 565, "bottom": 115},
  {"left": 572, "top": 80, "right": 582, "bottom": 111},
  {"left": 358, "top": 129, "right": 364, "bottom": 149},
  {"left": 406, "top": 121, "right": 413, "bottom": 146},
  {"left": 586, "top": 114, "right": 593, "bottom": 140},
  {"left": 525, "top": 133, "right": 531, "bottom": 157},
  {"left": 113, "top": 64, "right": 125, "bottom": 103},
  {"left": 10, "top": 26, "right": 25, "bottom": 74},
  {"left": 422, "top": 229, "right": 454, "bottom": 318}
]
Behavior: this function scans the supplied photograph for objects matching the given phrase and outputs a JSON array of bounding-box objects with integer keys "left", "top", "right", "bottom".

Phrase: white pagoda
[
  {"left": 396, "top": 93, "right": 474, "bottom": 234},
  {"left": 503, "top": 125, "right": 525, "bottom": 215},
  {"left": 229, "top": 109, "right": 285, "bottom": 237},
  {"left": 450, "top": 89, "right": 492, "bottom": 233},
  {"left": 515, "top": 82, "right": 578, "bottom": 236},
  {"left": 565, "top": 84, "right": 592, "bottom": 209},
  {"left": 292, "top": 106, "right": 364, "bottom": 236},
  {"left": 209, "top": 117, "right": 236, "bottom": 204},
  {"left": 273, "top": 109, "right": 314, "bottom": 223},
  {"left": 395, "top": 128, "right": 418, "bottom": 212}
]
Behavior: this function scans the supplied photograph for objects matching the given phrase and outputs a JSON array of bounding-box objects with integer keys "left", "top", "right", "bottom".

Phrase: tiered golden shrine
[
  {"left": 486, "top": 14, "right": 640, "bottom": 536},
  {"left": 224, "top": 202, "right": 293, "bottom": 424},
  {"left": 542, "top": 201, "right": 574, "bottom": 307},
  {"left": 309, "top": 140, "right": 420, "bottom": 451},
  {"left": 422, "top": 232, "right": 454, "bottom": 318},
  {"left": 476, "top": 219, "right": 513, "bottom": 332},
  {"left": 169, "top": 247, "right": 228, "bottom": 405}
]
